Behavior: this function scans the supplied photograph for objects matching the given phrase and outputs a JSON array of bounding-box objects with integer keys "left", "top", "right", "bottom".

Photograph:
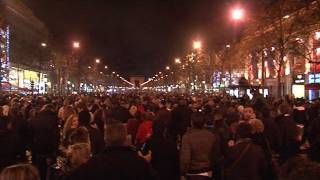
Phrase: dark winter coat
[
  {"left": 66, "top": 146, "right": 157, "bottom": 180},
  {"left": 225, "top": 139, "right": 267, "bottom": 180},
  {"left": 274, "top": 115, "right": 300, "bottom": 163},
  {"left": 144, "top": 136, "right": 180, "bottom": 180},
  {"left": 30, "top": 110, "right": 60, "bottom": 154}
]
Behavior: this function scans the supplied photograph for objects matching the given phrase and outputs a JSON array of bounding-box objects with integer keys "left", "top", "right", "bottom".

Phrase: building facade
[{"left": 0, "top": 0, "right": 51, "bottom": 93}]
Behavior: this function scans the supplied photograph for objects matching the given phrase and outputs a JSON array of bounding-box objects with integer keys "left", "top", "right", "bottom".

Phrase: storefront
[
  {"left": 8, "top": 66, "right": 50, "bottom": 93},
  {"left": 306, "top": 73, "right": 320, "bottom": 101},
  {"left": 292, "top": 74, "right": 305, "bottom": 98}
]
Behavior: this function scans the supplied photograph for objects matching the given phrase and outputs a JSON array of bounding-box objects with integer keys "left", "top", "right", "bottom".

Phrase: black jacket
[
  {"left": 225, "top": 139, "right": 267, "bottom": 180},
  {"left": 86, "top": 125, "right": 105, "bottom": 155},
  {"left": 30, "top": 110, "right": 60, "bottom": 154},
  {"left": 67, "top": 146, "right": 157, "bottom": 180},
  {"left": 144, "top": 136, "right": 180, "bottom": 180}
]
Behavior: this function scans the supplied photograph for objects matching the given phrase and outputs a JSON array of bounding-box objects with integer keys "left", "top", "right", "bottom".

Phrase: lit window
[{"left": 315, "top": 32, "right": 320, "bottom": 40}]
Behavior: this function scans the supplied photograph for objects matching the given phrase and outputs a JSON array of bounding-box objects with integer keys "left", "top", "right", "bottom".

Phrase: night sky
[{"left": 24, "top": 0, "right": 240, "bottom": 77}]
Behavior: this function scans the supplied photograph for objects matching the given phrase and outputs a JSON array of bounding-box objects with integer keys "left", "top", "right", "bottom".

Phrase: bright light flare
[
  {"left": 166, "top": 66, "right": 170, "bottom": 70},
  {"left": 231, "top": 8, "right": 244, "bottom": 21},
  {"left": 175, "top": 58, "right": 181, "bottom": 64},
  {"left": 73, "top": 41, "right": 80, "bottom": 48},
  {"left": 95, "top": 58, "right": 100, "bottom": 64},
  {"left": 193, "top": 41, "right": 201, "bottom": 50},
  {"left": 41, "top": 43, "right": 47, "bottom": 47}
]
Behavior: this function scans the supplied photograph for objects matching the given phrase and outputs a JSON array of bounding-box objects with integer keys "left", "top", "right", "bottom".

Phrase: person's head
[
  {"left": 279, "top": 103, "right": 292, "bottom": 115},
  {"left": 243, "top": 107, "right": 256, "bottom": 121},
  {"left": 76, "top": 102, "right": 88, "bottom": 113},
  {"left": 63, "top": 98, "right": 70, "bottom": 106},
  {"left": 63, "top": 105, "right": 75, "bottom": 121},
  {"left": 67, "top": 143, "right": 91, "bottom": 169},
  {"left": 236, "top": 122, "right": 252, "bottom": 139},
  {"left": 78, "top": 111, "right": 91, "bottom": 126},
  {"left": 191, "top": 112, "right": 206, "bottom": 129},
  {"left": 248, "top": 119, "right": 264, "bottom": 134},
  {"left": 105, "top": 122, "right": 127, "bottom": 146},
  {"left": 0, "top": 164, "right": 40, "bottom": 180},
  {"left": 69, "top": 127, "right": 90, "bottom": 145}
]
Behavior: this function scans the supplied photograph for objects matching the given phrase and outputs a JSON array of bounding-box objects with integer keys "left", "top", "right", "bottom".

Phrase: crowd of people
[{"left": 0, "top": 91, "right": 320, "bottom": 180}]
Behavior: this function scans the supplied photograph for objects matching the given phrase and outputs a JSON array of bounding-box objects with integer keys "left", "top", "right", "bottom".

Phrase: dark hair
[
  {"left": 191, "top": 112, "right": 206, "bottom": 129},
  {"left": 279, "top": 103, "right": 292, "bottom": 115},
  {"left": 105, "top": 122, "right": 127, "bottom": 146},
  {"left": 78, "top": 111, "right": 91, "bottom": 126},
  {"left": 236, "top": 122, "right": 252, "bottom": 139},
  {"left": 69, "top": 127, "right": 90, "bottom": 145}
]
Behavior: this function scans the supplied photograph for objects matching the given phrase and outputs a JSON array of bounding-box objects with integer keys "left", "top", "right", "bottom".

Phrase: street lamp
[
  {"left": 231, "top": 8, "right": 244, "bottom": 21},
  {"left": 166, "top": 66, "right": 170, "bottom": 70},
  {"left": 104, "top": 65, "right": 108, "bottom": 69},
  {"left": 193, "top": 41, "right": 201, "bottom": 50},
  {"left": 175, "top": 58, "right": 181, "bottom": 64},
  {"left": 73, "top": 41, "right": 80, "bottom": 49},
  {"left": 88, "top": 66, "right": 92, "bottom": 69},
  {"left": 41, "top": 42, "right": 47, "bottom": 47},
  {"left": 95, "top": 58, "right": 100, "bottom": 64}
]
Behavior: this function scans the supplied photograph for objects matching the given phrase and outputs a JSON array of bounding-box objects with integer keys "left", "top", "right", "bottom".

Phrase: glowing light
[
  {"left": 95, "top": 59, "right": 100, "bottom": 64},
  {"left": 231, "top": 8, "right": 244, "bottom": 20},
  {"left": 193, "top": 41, "right": 201, "bottom": 50},
  {"left": 166, "top": 66, "right": 170, "bottom": 70},
  {"left": 315, "top": 32, "right": 320, "bottom": 40},
  {"left": 226, "top": 44, "right": 231, "bottom": 48},
  {"left": 41, "top": 43, "right": 47, "bottom": 47},
  {"left": 73, "top": 41, "right": 80, "bottom": 48},
  {"left": 283, "top": 15, "right": 290, "bottom": 19},
  {"left": 104, "top": 65, "right": 108, "bottom": 69},
  {"left": 88, "top": 66, "right": 91, "bottom": 69},
  {"left": 175, "top": 58, "right": 181, "bottom": 64}
]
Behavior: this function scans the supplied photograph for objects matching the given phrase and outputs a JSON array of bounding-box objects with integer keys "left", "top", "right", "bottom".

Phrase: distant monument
[{"left": 129, "top": 75, "right": 145, "bottom": 88}]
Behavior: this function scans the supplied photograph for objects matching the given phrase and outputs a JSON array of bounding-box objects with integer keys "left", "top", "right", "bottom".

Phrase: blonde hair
[
  {"left": 62, "top": 114, "right": 78, "bottom": 140},
  {"left": 249, "top": 119, "right": 264, "bottom": 134},
  {"left": 0, "top": 164, "right": 40, "bottom": 180},
  {"left": 67, "top": 143, "right": 91, "bottom": 169}
]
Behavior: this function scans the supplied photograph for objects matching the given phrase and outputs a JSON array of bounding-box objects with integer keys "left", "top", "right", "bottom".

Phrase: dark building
[{"left": 0, "top": 0, "right": 51, "bottom": 92}]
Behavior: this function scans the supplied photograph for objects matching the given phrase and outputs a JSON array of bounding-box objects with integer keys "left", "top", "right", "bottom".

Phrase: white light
[
  {"left": 95, "top": 59, "right": 100, "bottom": 63},
  {"left": 283, "top": 15, "right": 290, "bottom": 19},
  {"left": 232, "top": 8, "right": 244, "bottom": 20},
  {"left": 315, "top": 32, "right": 320, "bottom": 40},
  {"left": 175, "top": 58, "right": 181, "bottom": 64},
  {"left": 41, "top": 43, "right": 47, "bottom": 47},
  {"left": 193, "top": 41, "right": 201, "bottom": 50},
  {"left": 104, "top": 65, "right": 108, "bottom": 69},
  {"left": 73, "top": 41, "right": 80, "bottom": 48},
  {"left": 88, "top": 66, "right": 91, "bottom": 69},
  {"left": 226, "top": 44, "right": 231, "bottom": 48},
  {"left": 316, "top": 48, "right": 320, "bottom": 56}
]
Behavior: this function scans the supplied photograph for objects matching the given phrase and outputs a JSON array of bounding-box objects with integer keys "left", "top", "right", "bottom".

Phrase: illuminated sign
[
  {"left": 293, "top": 74, "right": 305, "bottom": 84},
  {"left": 309, "top": 73, "right": 320, "bottom": 83}
]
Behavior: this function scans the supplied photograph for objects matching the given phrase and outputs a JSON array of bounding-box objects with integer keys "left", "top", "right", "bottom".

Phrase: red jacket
[{"left": 135, "top": 120, "right": 152, "bottom": 146}]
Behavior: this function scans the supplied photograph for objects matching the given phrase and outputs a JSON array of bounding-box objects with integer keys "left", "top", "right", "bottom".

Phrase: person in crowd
[
  {"left": 170, "top": 99, "right": 192, "bottom": 141},
  {"left": 30, "top": 104, "right": 60, "bottom": 180},
  {"left": 61, "top": 106, "right": 75, "bottom": 127},
  {"left": 180, "top": 112, "right": 220, "bottom": 180},
  {"left": 260, "top": 106, "right": 280, "bottom": 152},
  {"left": 280, "top": 156, "right": 320, "bottom": 180},
  {"left": 67, "top": 122, "right": 157, "bottom": 180},
  {"left": 0, "top": 164, "right": 40, "bottom": 180},
  {"left": 135, "top": 111, "right": 154, "bottom": 147},
  {"left": 141, "top": 120, "right": 179, "bottom": 180},
  {"left": 58, "top": 99, "right": 71, "bottom": 121},
  {"left": 0, "top": 113, "right": 19, "bottom": 172},
  {"left": 127, "top": 110, "right": 142, "bottom": 145},
  {"left": 224, "top": 122, "right": 267, "bottom": 180},
  {"left": 62, "top": 114, "right": 79, "bottom": 147},
  {"left": 78, "top": 111, "right": 104, "bottom": 155},
  {"left": 274, "top": 103, "right": 300, "bottom": 164},
  {"left": 308, "top": 107, "right": 320, "bottom": 162}
]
